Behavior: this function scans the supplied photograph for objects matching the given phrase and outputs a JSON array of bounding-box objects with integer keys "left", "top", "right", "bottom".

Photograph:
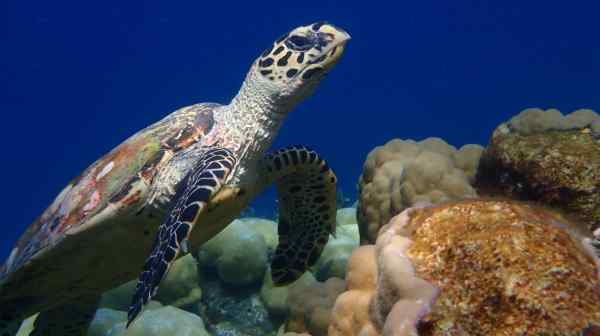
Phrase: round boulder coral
[
  {"left": 335, "top": 207, "right": 358, "bottom": 227},
  {"left": 106, "top": 306, "right": 210, "bottom": 336},
  {"left": 153, "top": 254, "right": 203, "bottom": 308},
  {"left": 100, "top": 254, "right": 202, "bottom": 311},
  {"left": 260, "top": 269, "right": 317, "bottom": 318},
  {"left": 196, "top": 218, "right": 271, "bottom": 286},
  {"left": 88, "top": 308, "right": 127, "bottom": 336},
  {"left": 312, "top": 217, "right": 359, "bottom": 281},
  {"left": 357, "top": 137, "right": 483, "bottom": 244},
  {"left": 477, "top": 108, "right": 600, "bottom": 233}
]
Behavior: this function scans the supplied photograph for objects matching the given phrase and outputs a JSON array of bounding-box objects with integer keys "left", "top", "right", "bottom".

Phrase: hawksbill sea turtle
[{"left": 0, "top": 22, "right": 350, "bottom": 335}]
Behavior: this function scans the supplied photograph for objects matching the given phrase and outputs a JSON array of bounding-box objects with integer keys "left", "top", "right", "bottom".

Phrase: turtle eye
[{"left": 285, "top": 35, "right": 313, "bottom": 51}]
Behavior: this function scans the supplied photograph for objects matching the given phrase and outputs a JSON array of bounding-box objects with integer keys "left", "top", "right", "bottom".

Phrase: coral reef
[
  {"left": 99, "top": 281, "right": 137, "bottom": 311},
  {"left": 284, "top": 273, "right": 345, "bottom": 336},
  {"left": 503, "top": 108, "right": 600, "bottom": 136},
  {"left": 335, "top": 207, "right": 358, "bottom": 227},
  {"left": 86, "top": 302, "right": 210, "bottom": 336},
  {"left": 197, "top": 218, "right": 275, "bottom": 286},
  {"left": 260, "top": 270, "right": 299, "bottom": 317},
  {"left": 153, "top": 254, "right": 203, "bottom": 308},
  {"left": 88, "top": 309, "right": 126, "bottom": 336},
  {"left": 84, "top": 210, "right": 361, "bottom": 336},
  {"left": 106, "top": 306, "right": 210, "bottom": 336},
  {"left": 197, "top": 271, "right": 277, "bottom": 336},
  {"left": 261, "top": 207, "right": 359, "bottom": 317},
  {"left": 312, "top": 210, "right": 360, "bottom": 280},
  {"left": 100, "top": 254, "right": 202, "bottom": 311},
  {"left": 331, "top": 199, "right": 600, "bottom": 335},
  {"left": 477, "top": 108, "right": 600, "bottom": 233},
  {"left": 328, "top": 245, "right": 379, "bottom": 336},
  {"left": 357, "top": 137, "right": 483, "bottom": 244}
]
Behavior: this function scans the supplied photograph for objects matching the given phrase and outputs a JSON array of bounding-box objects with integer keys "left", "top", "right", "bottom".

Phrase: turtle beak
[
  {"left": 320, "top": 23, "right": 351, "bottom": 44},
  {"left": 312, "top": 23, "right": 351, "bottom": 70}
]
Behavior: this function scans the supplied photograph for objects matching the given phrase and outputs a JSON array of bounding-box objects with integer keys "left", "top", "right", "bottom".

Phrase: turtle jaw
[
  {"left": 291, "top": 23, "right": 350, "bottom": 82},
  {"left": 310, "top": 23, "right": 351, "bottom": 72}
]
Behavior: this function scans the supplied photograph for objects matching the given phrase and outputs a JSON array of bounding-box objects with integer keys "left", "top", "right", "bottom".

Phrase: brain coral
[
  {"left": 330, "top": 199, "right": 600, "bottom": 335},
  {"left": 357, "top": 137, "right": 483, "bottom": 244},
  {"left": 477, "top": 108, "right": 600, "bottom": 233}
]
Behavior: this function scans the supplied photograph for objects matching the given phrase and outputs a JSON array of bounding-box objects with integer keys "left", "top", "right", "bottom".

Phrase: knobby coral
[{"left": 357, "top": 137, "right": 483, "bottom": 244}]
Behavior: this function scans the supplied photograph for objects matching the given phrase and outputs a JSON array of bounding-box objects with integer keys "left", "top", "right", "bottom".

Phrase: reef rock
[
  {"left": 358, "top": 137, "right": 483, "bottom": 244},
  {"left": 477, "top": 108, "right": 600, "bottom": 233},
  {"left": 330, "top": 199, "right": 600, "bottom": 335}
]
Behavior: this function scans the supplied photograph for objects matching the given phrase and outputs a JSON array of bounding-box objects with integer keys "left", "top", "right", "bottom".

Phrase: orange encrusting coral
[
  {"left": 330, "top": 199, "right": 600, "bottom": 336},
  {"left": 407, "top": 200, "right": 600, "bottom": 335}
]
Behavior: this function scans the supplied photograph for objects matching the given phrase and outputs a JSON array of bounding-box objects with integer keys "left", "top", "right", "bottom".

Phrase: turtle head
[{"left": 250, "top": 22, "right": 350, "bottom": 110}]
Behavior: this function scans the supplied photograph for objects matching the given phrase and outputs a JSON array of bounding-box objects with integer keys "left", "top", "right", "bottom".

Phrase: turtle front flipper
[
  {"left": 28, "top": 295, "right": 100, "bottom": 336},
  {"left": 261, "top": 146, "right": 337, "bottom": 285},
  {"left": 127, "top": 148, "right": 236, "bottom": 327}
]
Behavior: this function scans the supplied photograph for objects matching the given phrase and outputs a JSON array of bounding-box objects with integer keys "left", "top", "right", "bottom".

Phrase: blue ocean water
[{"left": 1, "top": 0, "right": 599, "bottom": 261}]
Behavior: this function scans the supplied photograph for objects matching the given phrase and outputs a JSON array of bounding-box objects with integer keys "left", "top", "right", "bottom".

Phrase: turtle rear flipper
[
  {"left": 261, "top": 146, "right": 337, "bottom": 285},
  {"left": 29, "top": 295, "right": 100, "bottom": 336},
  {"left": 128, "top": 147, "right": 237, "bottom": 327},
  {"left": 0, "top": 317, "right": 21, "bottom": 336},
  {"left": 0, "top": 295, "right": 99, "bottom": 336}
]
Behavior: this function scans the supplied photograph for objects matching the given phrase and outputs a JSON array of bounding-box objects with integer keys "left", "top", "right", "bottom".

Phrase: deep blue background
[{"left": 1, "top": 1, "right": 599, "bottom": 260}]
